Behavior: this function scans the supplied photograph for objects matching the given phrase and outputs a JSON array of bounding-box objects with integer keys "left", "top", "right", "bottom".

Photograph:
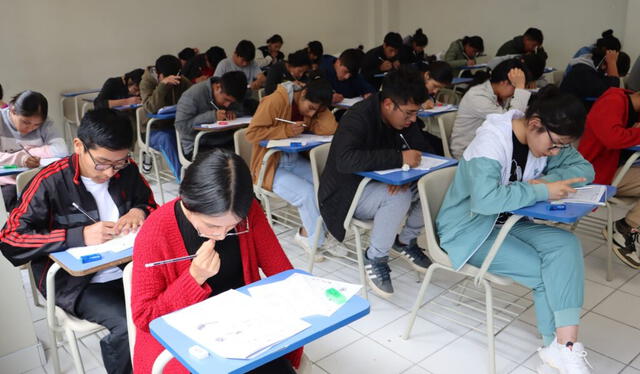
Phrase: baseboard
[{"left": 0, "top": 342, "right": 46, "bottom": 374}]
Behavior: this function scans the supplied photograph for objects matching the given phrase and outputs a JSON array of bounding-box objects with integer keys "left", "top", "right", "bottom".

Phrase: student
[
  {"left": 565, "top": 29, "right": 621, "bottom": 76},
  {"left": 318, "top": 48, "right": 376, "bottom": 104},
  {"left": 256, "top": 34, "right": 285, "bottom": 68},
  {"left": 0, "top": 83, "right": 7, "bottom": 108},
  {"left": 140, "top": 54, "right": 192, "bottom": 180},
  {"left": 264, "top": 49, "right": 312, "bottom": 96},
  {"left": 497, "top": 27, "right": 548, "bottom": 62},
  {"left": 437, "top": 86, "right": 594, "bottom": 373},
  {"left": 449, "top": 59, "right": 532, "bottom": 159},
  {"left": 183, "top": 46, "right": 227, "bottom": 84},
  {"left": 214, "top": 40, "right": 266, "bottom": 90},
  {"left": 246, "top": 77, "right": 346, "bottom": 260},
  {"left": 94, "top": 68, "right": 144, "bottom": 109},
  {"left": 417, "top": 61, "right": 454, "bottom": 109},
  {"left": 578, "top": 87, "right": 640, "bottom": 268},
  {"left": 444, "top": 36, "right": 485, "bottom": 71},
  {"left": 178, "top": 47, "right": 199, "bottom": 67},
  {"left": 318, "top": 68, "right": 441, "bottom": 297},
  {"left": 362, "top": 32, "right": 403, "bottom": 89},
  {"left": 131, "top": 149, "right": 300, "bottom": 374},
  {"left": 0, "top": 108, "right": 158, "bottom": 374},
  {"left": 175, "top": 71, "right": 249, "bottom": 158},
  {"left": 0, "top": 91, "right": 68, "bottom": 210},
  {"left": 399, "top": 28, "right": 429, "bottom": 65},
  {"left": 306, "top": 41, "right": 333, "bottom": 71}
]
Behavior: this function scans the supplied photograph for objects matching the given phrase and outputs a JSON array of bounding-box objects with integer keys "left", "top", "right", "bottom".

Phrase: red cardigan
[
  {"left": 131, "top": 198, "right": 299, "bottom": 373},
  {"left": 578, "top": 87, "right": 640, "bottom": 184}
]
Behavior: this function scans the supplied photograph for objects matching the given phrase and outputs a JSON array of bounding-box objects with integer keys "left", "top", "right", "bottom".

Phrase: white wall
[{"left": 623, "top": 0, "right": 640, "bottom": 63}]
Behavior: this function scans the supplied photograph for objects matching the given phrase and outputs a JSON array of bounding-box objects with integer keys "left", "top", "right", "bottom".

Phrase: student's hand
[
  {"left": 189, "top": 240, "right": 220, "bottom": 285},
  {"left": 286, "top": 122, "right": 305, "bottom": 137},
  {"left": 126, "top": 96, "right": 141, "bottom": 105},
  {"left": 115, "top": 208, "right": 146, "bottom": 235},
  {"left": 528, "top": 179, "right": 545, "bottom": 185},
  {"left": 387, "top": 183, "right": 410, "bottom": 195},
  {"left": 421, "top": 99, "right": 435, "bottom": 110},
  {"left": 24, "top": 156, "right": 40, "bottom": 169},
  {"left": 249, "top": 80, "right": 262, "bottom": 90},
  {"left": 332, "top": 93, "right": 344, "bottom": 105},
  {"left": 160, "top": 75, "right": 181, "bottom": 86},
  {"left": 225, "top": 111, "right": 236, "bottom": 120},
  {"left": 402, "top": 150, "right": 422, "bottom": 167},
  {"left": 466, "top": 59, "right": 476, "bottom": 66},
  {"left": 605, "top": 50, "right": 619, "bottom": 67},
  {"left": 363, "top": 93, "right": 372, "bottom": 99},
  {"left": 216, "top": 110, "right": 228, "bottom": 121},
  {"left": 392, "top": 60, "right": 401, "bottom": 69},
  {"left": 83, "top": 221, "right": 117, "bottom": 245},
  {"left": 546, "top": 177, "right": 587, "bottom": 200},
  {"left": 380, "top": 60, "right": 393, "bottom": 72},
  {"left": 507, "top": 68, "right": 526, "bottom": 89}
]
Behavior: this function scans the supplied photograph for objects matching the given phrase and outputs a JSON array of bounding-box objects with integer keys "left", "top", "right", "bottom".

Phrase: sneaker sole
[
  {"left": 537, "top": 350, "right": 562, "bottom": 374},
  {"left": 365, "top": 277, "right": 393, "bottom": 299},
  {"left": 602, "top": 227, "right": 628, "bottom": 249},
  {"left": 612, "top": 245, "right": 640, "bottom": 269},
  {"left": 389, "top": 248, "right": 429, "bottom": 273}
]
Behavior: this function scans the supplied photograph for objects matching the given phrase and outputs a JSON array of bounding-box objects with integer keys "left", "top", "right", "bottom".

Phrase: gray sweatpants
[{"left": 354, "top": 181, "right": 424, "bottom": 259}]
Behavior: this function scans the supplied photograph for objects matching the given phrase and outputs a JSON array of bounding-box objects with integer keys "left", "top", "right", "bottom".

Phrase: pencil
[
  {"left": 276, "top": 117, "right": 307, "bottom": 127},
  {"left": 145, "top": 254, "right": 197, "bottom": 268}
]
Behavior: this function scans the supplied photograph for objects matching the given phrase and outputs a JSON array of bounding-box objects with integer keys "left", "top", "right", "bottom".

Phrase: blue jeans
[
  {"left": 272, "top": 152, "right": 325, "bottom": 247},
  {"left": 149, "top": 129, "right": 181, "bottom": 182}
]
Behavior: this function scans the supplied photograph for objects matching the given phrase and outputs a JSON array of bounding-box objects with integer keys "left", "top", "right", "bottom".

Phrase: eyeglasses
[
  {"left": 83, "top": 143, "right": 130, "bottom": 171},
  {"left": 391, "top": 100, "right": 419, "bottom": 119},
  {"left": 544, "top": 127, "right": 572, "bottom": 151},
  {"left": 195, "top": 218, "right": 250, "bottom": 239}
]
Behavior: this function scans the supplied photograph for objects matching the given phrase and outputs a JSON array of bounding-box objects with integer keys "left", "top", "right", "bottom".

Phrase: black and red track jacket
[{"left": 0, "top": 154, "right": 157, "bottom": 314}]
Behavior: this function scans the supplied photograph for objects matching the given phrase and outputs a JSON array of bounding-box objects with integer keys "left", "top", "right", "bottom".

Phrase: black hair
[
  {"left": 422, "top": 61, "right": 453, "bottom": 84},
  {"left": 219, "top": 71, "right": 248, "bottom": 102},
  {"left": 592, "top": 29, "right": 622, "bottom": 66},
  {"left": 10, "top": 90, "right": 48, "bottom": 120},
  {"left": 521, "top": 54, "right": 546, "bottom": 81},
  {"left": 0, "top": 83, "right": 3, "bottom": 100},
  {"left": 266, "top": 34, "right": 283, "bottom": 44},
  {"left": 523, "top": 27, "right": 544, "bottom": 44},
  {"left": 155, "top": 55, "right": 181, "bottom": 77},
  {"left": 617, "top": 51, "right": 631, "bottom": 76},
  {"left": 383, "top": 32, "right": 403, "bottom": 50},
  {"left": 287, "top": 49, "right": 312, "bottom": 67},
  {"left": 183, "top": 55, "right": 206, "bottom": 81},
  {"left": 380, "top": 67, "right": 428, "bottom": 105},
  {"left": 490, "top": 58, "right": 529, "bottom": 83},
  {"left": 180, "top": 148, "right": 254, "bottom": 218},
  {"left": 411, "top": 28, "right": 428, "bottom": 47},
  {"left": 124, "top": 68, "right": 144, "bottom": 86},
  {"left": 302, "top": 76, "right": 333, "bottom": 108},
  {"left": 178, "top": 47, "right": 197, "bottom": 62},
  {"left": 235, "top": 40, "right": 256, "bottom": 62},
  {"left": 462, "top": 36, "right": 484, "bottom": 53},
  {"left": 338, "top": 48, "right": 365, "bottom": 74},
  {"left": 525, "top": 85, "right": 586, "bottom": 138},
  {"left": 307, "top": 41, "right": 324, "bottom": 58},
  {"left": 78, "top": 109, "right": 134, "bottom": 150},
  {"left": 205, "top": 46, "right": 227, "bottom": 69}
]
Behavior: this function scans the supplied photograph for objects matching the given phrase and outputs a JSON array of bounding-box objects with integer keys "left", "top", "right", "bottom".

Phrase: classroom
[{"left": 1, "top": 0, "right": 640, "bottom": 373}]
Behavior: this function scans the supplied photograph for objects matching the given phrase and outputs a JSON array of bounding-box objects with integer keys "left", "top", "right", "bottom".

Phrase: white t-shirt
[{"left": 81, "top": 176, "right": 124, "bottom": 283}]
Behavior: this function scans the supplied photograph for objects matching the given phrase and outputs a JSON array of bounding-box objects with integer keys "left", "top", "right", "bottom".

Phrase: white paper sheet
[
  {"left": 553, "top": 185, "right": 606, "bottom": 205},
  {"left": 198, "top": 116, "right": 253, "bottom": 129},
  {"left": 420, "top": 104, "right": 457, "bottom": 114},
  {"left": 266, "top": 134, "right": 333, "bottom": 148},
  {"left": 40, "top": 158, "right": 61, "bottom": 167},
  {"left": 374, "top": 156, "right": 449, "bottom": 175},
  {"left": 336, "top": 97, "right": 364, "bottom": 107},
  {"left": 66, "top": 232, "right": 137, "bottom": 259}
]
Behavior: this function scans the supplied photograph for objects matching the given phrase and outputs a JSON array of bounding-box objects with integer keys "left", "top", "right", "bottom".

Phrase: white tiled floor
[{"left": 16, "top": 181, "right": 640, "bottom": 374}]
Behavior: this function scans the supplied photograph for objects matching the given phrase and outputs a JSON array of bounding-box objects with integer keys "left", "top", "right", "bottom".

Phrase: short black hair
[
  {"left": 339, "top": 48, "right": 365, "bottom": 74},
  {"left": 490, "top": 58, "right": 529, "bottom": 83},
  {"left": 205, "top": 46, "right": 227, "bottom": 68},
  {"left": 124, "top": 68, "right": 144, "bottom": 86},
  {"left": 10, "top": 90, "right": 48, "bottom": 119},
  {"left": 78, "top": 109, "right": 134, "bottom": 151},
  {"left": 526, "top": 85, "right": 586, "bottom": 138},
  {"left": 0, "top": 83, "right": 3, "bottom": 100},
  {"left": 180, "top": 148, "right": 254, "bottom": 218},
  {"left": 219, "top": 71, "right": 248, "bottom": 102},
  {"left": 287, "top": 49, "right": 312, "bottom": 67},
  {"left": 523, "top": 27, "right": 544, "bottom": 44},
  {"left": 424, "top": 61, "right": 453, "bottom": 84},
  {"left": 383, "top": 32, "right": 403, "bottom": 50},
  {"left": 381, "top": 67, "right": 428, "bottom": 105},
  {"left": 521, "top": 54, "right": 546, "bottom": 81},
  {"left": 266, "top": 34, "right": 283, "bottom": 44},
  {"left": 307, "top": 41, "right": 324, "bottom": 58},
  {"left": 462, "top": 36, "right": 484, "bottom": 53},
  {"left": 617, "top": 51, "right": 631, "bottom": 76},
  {"left": 302, "top": 76, "right": 333, "bottom": 108},
  {"left": 178, "top": 47, "right": 197, "bottom": 62},
  {"left": 411, "top": 28, "right": 428, "bottom": 47},
  {"left": 235, "top": 40, "right": 256, "bottom": 62},
  {"left": 595, "top": 29, "right": 621, "bottom": 51},
  {"left": 155, "top": 55, "right": 181, "bottom": 77}
]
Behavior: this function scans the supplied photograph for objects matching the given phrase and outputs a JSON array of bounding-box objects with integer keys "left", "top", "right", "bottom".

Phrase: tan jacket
[
  {"left": 140, "top": 66, "right": 192, "bottom": 114},
  {"left": 246, "top": 83, "right": 337, "bottom": 191}
]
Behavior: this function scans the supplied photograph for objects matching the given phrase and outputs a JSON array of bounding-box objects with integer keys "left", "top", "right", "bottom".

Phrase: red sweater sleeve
[
  {"left": 587, "top": 91, "right": 640, "bottom": 149},
  {"left": 249, "top": 200, "right": 293, "bottom": 276}
]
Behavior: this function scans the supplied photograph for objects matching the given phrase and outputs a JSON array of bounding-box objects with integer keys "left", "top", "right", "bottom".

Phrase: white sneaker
[
  {"left": 324, "top": 235, "right": 349, "bottom": 258},
  {"left": 538, "top": 339, "right": 593, "bottom": 374},
  {"left": 294, "top": 231, "right": 324, "bottom": 262}
]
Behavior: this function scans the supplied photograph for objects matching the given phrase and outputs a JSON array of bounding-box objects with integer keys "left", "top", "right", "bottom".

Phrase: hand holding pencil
[{"left": 189, "top": 240, "right": 220, "bottom": 285}]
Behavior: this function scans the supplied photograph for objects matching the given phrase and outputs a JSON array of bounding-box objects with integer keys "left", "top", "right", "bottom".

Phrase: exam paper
[
  {"left": 553, "top": 185, "right": 606, "bottom": 205},
  {"left": 266, "top": 134, "right": 333, "bottom": 148},
  {"left": 336, "top": 97, "right": 364, "bottom": 107},
  {"left": 40, "top": 158, "right": 61, "bottom": 167},
  {"left": 198, "top": 116, "right": 253, "bottom": 128},
  {"left": 66, "top": 232, "right": 136, "bottom": 260},
  {"left": 375, "top": 156, "right": 449, "bottom": 175},
  {"left": 420, "top": 104, "right": 457, "bottom": 114}
]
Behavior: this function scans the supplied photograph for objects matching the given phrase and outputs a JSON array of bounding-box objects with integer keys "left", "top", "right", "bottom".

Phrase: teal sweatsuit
[{"left": 436, "top": 110, "right": 595, "bottom": 344}]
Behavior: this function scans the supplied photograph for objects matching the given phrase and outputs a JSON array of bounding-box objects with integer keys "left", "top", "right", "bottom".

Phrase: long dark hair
[{"left": 10, "top": 90, "right": 48, "bottom": 120}]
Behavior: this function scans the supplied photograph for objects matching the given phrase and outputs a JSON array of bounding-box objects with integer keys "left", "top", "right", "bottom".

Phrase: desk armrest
[{"left": 473, "top": 214, "right": 521, "bottom": 287}]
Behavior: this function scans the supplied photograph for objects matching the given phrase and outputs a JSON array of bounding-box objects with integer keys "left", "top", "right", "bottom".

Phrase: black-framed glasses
[
  {"left": 391, "top": 100, "right": 419, "bottom": 119},
  {"left": 544, "top": 127, "right": 572, "bottom": 151},
  {"left": 195, "top": 218, "right": 250, "bottom": 239},
  {"left": 83, "top": 143, "right": 130, "bottom": 171}
]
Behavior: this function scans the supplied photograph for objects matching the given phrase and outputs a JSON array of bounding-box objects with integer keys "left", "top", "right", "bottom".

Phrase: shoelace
[
  {"left": 405, "top": 245, "right": 428, "bottom": 260},
  {"left": 567, "top": 349, "right": 593, "bottom": 370},
  {"left": 371, "top": 262, "right": 392, "bottom": 281}
]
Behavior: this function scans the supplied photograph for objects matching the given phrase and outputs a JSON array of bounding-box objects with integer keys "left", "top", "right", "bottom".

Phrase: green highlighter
[
  {"left": 325, "top": 287, "right": 347, "bottom": 304},
  {"left": 1, "top": 165, "right": 18, "bottom": 169}
]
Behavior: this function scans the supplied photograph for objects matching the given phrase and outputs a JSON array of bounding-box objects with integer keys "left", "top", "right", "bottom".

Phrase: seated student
[
  {"left": 264, "top": 49, "right": 312, "bottom": 96},
  {"left": 565, "top": 29, "right": 621, "bottom": 76},
  {"left": 183, "top": 46, "right": 227, "bottom": 84},
  {"left": 256, "top": 34, "right": 285, "bottom": 69},
  {"left": 497, "top": 27, "right": 548, "bottom": 62},
  {"left": 398, "top": 28, "right": 431, "bottom": 65},
  {"left": 175, "top": 71, "right": 248, "bottom": 158},
  {"left": 444, "top": 36, "right": 485, "bottom": 72},
  {"left": 578, "top": 87, "right": 640, "bottom": 268},
  {"left": 319, "top": 48, "right": 376, "bottom": 105},
  {"left": 131, "top": 149, "right": 300, "bottom": 374},
  {"left": 437, "top": 86, "right": 594, "bottom": 373},
  {"left": 0, "top": 83, "right": 7, "bottom": 108},
  {"left": 246, "top": 77, "right": 346, "bottom": 260},
  {"left": 178, "top": 47, "right": 199, "bottom": 67},
  {"left": 362, "top": 32, "right": 403, "bottom": 89},
  {"left": 449, "top": 59, "right": 532, "bottom": 159},
  {"left": 306, "top": 40, "right": 333, "bottom": 72},
  {"left": 0, "top": 108, "right": 158, "bottom": 374},
  {"left": 319, "top": 68, "right": 441, "bottom": 297},
  {"left": 0, "top": 91, "right": 68, "bottom": 210},
  {"left": 214, "top": 40, "right": 266, "bottom": 91},
  {"left": 417, "top": 61, "right": 454, "bottom": 109},
  {"left": 94, "top": 68, "right": 144, "bottom": 109}
]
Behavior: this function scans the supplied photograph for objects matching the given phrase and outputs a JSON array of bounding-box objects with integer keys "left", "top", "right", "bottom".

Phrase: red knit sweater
[
  {"left": 578, "top": 87, "right": 640, "bottom": 184},
  {"left": 131, "top": 198, "right": 299, "bottom": 373}
]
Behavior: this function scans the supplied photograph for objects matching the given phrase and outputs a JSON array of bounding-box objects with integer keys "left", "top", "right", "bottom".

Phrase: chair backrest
[
  {"left": 417, "top": 166, "right": 457, "bottom": 266},
  {"left": 435, "top": 88, "right": 461, "bottom": 105},
  {"left": 16, "top": 168, "right": 42, "bottom": 196},
  {"left": 174, "top": 128, "right": 193, "bottom": 177},
  {"left": 309, "top": 143, "right": 331, "bottom": 202},
  {"left": 436, "top": 112, "right": 457, "bottom": 158},
  {"left": 122, "top": 262, "right": 136, "bottom": 365},
  {"left": 234, "top": 128, "right": 253, "bottom": 167}
]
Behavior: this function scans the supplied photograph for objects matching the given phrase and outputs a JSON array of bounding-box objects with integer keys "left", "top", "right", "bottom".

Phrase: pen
[
  {"left": 209, "top": 100, "right": 220, "bottom": 111},
  {"left": 72, "top": 202, "right": 97, "bottom": 223},
  {"left": 399, "top": 134, "right": 411, "bottom": 150},
  {"left": 378, "top": 56, "right": 385, "bottom": 62},
  {"left": 145, "top": 254, "right": 198, "bottom": 268},
  {"left": 276, "top": 117, "right": 307, "bottom": 127},
  {"left": 19, "top": 144, "right": 34, "bottom": 158}
]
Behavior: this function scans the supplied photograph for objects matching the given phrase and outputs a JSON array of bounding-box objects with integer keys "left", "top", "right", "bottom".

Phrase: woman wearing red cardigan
[{"left": 131, "top": 149, "right": 300, "bottom": 373}]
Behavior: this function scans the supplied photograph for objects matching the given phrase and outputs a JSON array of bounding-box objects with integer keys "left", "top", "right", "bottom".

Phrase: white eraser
[
  {"left": 189, "top": 345, "right": 209, "bottom": 359},
  {"left": 401, "top": 164, "right": 410, "bottom": 172}
]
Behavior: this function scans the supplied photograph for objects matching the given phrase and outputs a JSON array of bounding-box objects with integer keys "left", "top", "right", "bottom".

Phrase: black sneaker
[
  {"left": 364, "top": 251, "right": 393, "bottom": 298},
  {"left": 391, "top": 237, "right": 432, "bottom": 273},
  {"left": 609, "top": 219, "right": 640, "bottom": 269},
  {"left": 142, "top": 152, "right": 153, "bottom": 174}
]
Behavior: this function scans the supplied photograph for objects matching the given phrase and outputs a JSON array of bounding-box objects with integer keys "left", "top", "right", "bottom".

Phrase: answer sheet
[
  {"left": 266, "top": 134, "right": 333, "bottom": 148},
  {"left": 375, "top": 156, "right": 449, "bottom": 175},
  {"left": 66, "top": 232, "right": 137, "bottom": 259}
]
